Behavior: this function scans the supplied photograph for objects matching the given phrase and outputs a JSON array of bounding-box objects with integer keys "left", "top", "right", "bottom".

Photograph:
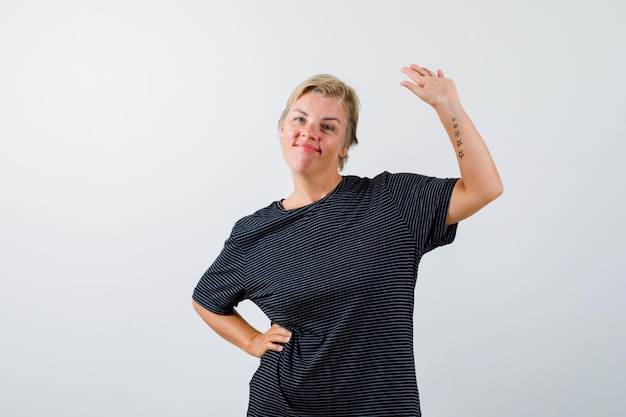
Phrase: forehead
[{"left": 292, "top": 92, "right": 346, "bottom": 118}]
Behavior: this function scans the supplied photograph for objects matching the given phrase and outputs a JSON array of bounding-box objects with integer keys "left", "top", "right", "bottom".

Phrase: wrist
[{"left": 433, "top": 99, "right": 462, "bottom": 115}]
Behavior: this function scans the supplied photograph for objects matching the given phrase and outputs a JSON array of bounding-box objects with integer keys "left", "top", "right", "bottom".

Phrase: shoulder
[
  {"left": 339, "top": 171, "right": 431, "bottom": 198},
  {"left": 341, "top": 172, "right": 400, "bottom": 189},
  {"left": 379, "top": 171, "right": 458, "bottom": 192},
  {"left": 231, "top": 202, "right": 281, "bottom": 234},
  {"left": 344, "top": 171, "right": 435, "bottom": 194},
  {"left": 349, "top": 171, "right": 432, "bottom": 184}
]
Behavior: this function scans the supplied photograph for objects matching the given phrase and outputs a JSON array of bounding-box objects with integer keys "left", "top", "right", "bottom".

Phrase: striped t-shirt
[{"left": 193, "top": 171, "right": 458, "bottom": 416}]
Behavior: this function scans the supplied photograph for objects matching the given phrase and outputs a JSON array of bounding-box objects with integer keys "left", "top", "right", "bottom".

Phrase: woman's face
[{"left": 279, "top": 92, "right": 348, "bottom": 177}]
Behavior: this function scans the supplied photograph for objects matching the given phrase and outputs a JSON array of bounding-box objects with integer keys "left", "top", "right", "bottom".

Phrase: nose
[{"left": 300, "top": 124, "right": 318, "bottom": 140}]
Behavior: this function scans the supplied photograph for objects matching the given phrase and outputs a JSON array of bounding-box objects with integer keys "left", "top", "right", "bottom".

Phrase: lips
[{"left": 295, "top": 143, "right": 319, "bottom": 153}]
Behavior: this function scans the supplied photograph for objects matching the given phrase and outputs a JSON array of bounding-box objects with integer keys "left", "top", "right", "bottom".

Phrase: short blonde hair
[{"left": 278, "top": 74, "right": 360, "bottom": 171}]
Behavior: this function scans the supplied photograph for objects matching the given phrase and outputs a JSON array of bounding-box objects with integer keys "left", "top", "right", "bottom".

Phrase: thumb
[{"left": 400, "top": 81, "right": 425, "bottom": 98}]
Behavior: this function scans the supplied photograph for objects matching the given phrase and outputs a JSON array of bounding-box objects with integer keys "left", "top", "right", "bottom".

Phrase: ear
[{"left": 339, "top": 142, "right": 349, "bottom": 158}]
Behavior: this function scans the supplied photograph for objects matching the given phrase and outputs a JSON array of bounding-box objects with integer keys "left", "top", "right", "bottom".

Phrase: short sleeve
[
  {"left": 383, "top": 171, "right": 459, "bottom": 254},
  {"left": 192, "top": 235, "right": 247, "bottom": 315}
]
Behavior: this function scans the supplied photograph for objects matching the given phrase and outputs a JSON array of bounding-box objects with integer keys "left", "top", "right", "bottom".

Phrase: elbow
[
  {"left": 492, "top": 180, "right": 504, "bottom": 200},
  {"left": 484, "top": 180, "right": 503, "bottom": 205},
  {"left": 496, "top": 177, "right": 504, "bottom": 197},
  {"left": 470, "top": 179, "right": 502, "bottom": 209}
]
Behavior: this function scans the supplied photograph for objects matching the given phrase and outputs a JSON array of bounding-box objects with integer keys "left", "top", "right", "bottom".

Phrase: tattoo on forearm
[{"left": 452, "top": 116, "right": 464, "bottom": 159}]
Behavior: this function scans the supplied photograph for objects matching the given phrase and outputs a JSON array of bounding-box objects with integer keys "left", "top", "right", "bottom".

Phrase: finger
[
  {"left": 266, "top": 341, "right": 285, "bottom": 353},
  {"left": 424, "top": 68, "right": 436, "bottom": 77},
  {"left": 401, "top": 67, "right": 424, "bottom": 85},
  {"left": 402, "top": 64, "right": 421, "bottom": 74},
  {"left": 400, "top": 81, "right": 425, "bottom": 98},
  {"left": 400, "top": 80, "right": 417, "bottom": 90},
  {"left": 410, "top": 64, "right": 438, "bottom": 77},
  {"left": 400, "top": 66, "right": 417, "bottom": 78},
  {"left": 265, "top": 332, "right": 291, "bottom": 353},
  {"left": 266, "top": 329, "right": 292, "bottom": 346},
  {"left": 267, "top": 330, "right": 292, "bottom": 342},
  {"left": 270, "top": 324, "right": 292, "bottom": 337}
]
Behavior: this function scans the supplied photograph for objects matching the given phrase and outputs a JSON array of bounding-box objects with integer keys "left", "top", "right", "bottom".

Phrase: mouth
[{"left": 295, "top": 143, "right": 319, "bottom": 153}]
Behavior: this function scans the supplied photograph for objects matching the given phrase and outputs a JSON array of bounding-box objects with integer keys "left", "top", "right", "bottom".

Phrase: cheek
[
  {"left": 279, "top": 133, "right": 292, "bottom": 153},
  {"left": 280, "top": 125, "right": 297, "bottom": 142}
]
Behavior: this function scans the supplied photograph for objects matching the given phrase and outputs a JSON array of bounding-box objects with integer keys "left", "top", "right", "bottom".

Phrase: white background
[{"left": 1, "top": 0, "right": 624, "bottom": 416}]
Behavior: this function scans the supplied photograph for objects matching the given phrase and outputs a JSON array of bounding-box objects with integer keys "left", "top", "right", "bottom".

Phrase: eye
[
  {"left": 322, "top": 124, "right": 335, "bottom": 132},
  {"left": 293, "top": 117, "right": 305, "bottom": 123}
]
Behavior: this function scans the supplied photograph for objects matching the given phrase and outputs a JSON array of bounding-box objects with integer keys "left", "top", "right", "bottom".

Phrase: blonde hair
[{"left": 278, "top": 74, "right": 360, "bottom": 171}]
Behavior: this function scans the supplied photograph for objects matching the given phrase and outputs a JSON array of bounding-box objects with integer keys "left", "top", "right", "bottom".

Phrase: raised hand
[{"left": 400, "top": 64, "right": 460, "bottom": 109}]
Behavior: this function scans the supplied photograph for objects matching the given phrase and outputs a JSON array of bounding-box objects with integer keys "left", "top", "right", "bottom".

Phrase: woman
[{"left": 192, "top": 64, "right": 502, "bottom": 416}]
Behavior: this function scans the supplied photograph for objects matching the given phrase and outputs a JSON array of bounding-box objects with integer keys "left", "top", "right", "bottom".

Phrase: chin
[{"left": 285, "top": 157, "right": 314, "bottom": 172}]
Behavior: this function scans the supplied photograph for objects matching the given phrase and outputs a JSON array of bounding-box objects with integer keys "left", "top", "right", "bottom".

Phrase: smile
[{"left": 295, "top": 143, "right": 319, "bottom": 153}]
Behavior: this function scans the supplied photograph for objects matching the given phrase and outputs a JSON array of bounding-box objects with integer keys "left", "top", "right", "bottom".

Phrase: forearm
[
  {"left": 435, "top": 101, "right": 503, "bottom": 222},
  {"left": 192, "top": 300, "right": 260, "bottom": 355}
]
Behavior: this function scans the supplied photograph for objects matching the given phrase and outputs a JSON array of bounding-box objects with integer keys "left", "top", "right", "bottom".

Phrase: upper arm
[{"left": 445, "top": 179, "right": 502, "bottom": 226}]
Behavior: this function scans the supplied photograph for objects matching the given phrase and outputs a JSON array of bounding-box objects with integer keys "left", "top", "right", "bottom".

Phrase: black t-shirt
[{"left": 193, "top": 172, "right": 458, "bottom": 416}]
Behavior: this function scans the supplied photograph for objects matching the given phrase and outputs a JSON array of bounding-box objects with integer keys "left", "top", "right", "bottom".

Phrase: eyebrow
[{"left": 293, "top": 109, "right": 342, "bottom": 124}]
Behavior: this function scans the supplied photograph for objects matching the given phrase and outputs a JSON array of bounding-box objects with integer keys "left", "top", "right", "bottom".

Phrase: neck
[{"left": 283, "top": 171, "right": 343, "bottom": 210}]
